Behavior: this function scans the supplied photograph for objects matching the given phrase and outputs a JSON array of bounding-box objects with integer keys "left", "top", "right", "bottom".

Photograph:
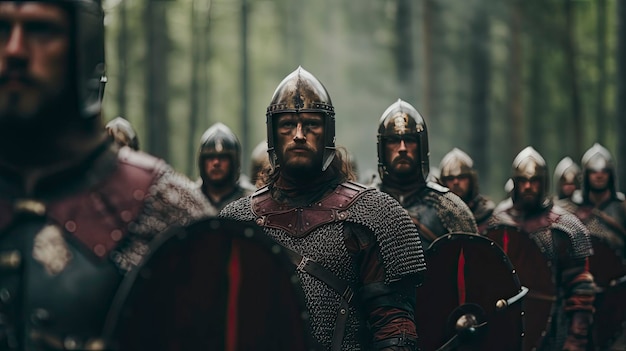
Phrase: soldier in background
[
  {"left": 485, "top": 147, "right": 595, "bottom": 351},
  {"left": 249, "top": 140, "right": 270, "bottom": 187},
  {"left": 553, "top": 156, "right": 581, "bottom": 202},
  {"left": 221, "top": 67, "right": 425, "bottom": 350},
  {"left": 438, "top": 148, "right": 495, "bottom": 232},
  {"left": 0, "top": 1, "right": 213, "bottom": 349},
  {"left": 560, "top": 143, "right": 626, "bottom": 350},
  {"left": 105, "top": 116, "right": 139, "bottom": 150},
  {"left": 198, "top": 122, "right": 255, "bottom": 211},
  {"left": 373, "top": 99, "right": 477, "bottom": 249}
]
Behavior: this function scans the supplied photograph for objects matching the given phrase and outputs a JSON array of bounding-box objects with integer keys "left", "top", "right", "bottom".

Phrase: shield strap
[{"left": 277, "top": 242, "right": 355, "bottom": 351}]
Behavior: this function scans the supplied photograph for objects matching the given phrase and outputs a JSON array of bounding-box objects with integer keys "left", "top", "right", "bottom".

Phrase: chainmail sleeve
[
  {"left": 346, "top": 189, "right": 426, "bottom": 283},
  {"left": 433, "top": 191, "right": 479, "bottom": 234},
  {"left": 111, "top": 166, "right": 216, "bottom": 272}
]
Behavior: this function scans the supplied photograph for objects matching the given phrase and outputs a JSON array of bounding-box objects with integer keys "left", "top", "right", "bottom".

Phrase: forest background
[{"left": 101, "top": 0, "right": 626, "bottom": 201}]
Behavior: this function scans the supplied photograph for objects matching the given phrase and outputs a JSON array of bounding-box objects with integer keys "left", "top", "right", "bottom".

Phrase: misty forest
[{"left": 101, "top": 0, "right": 626, "bottom": 201}]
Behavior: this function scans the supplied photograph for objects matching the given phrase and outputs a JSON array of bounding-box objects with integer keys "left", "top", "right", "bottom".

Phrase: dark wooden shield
[
  {"left": 103, "top": 218, "right": 314, "bottom": 351},
  {"left": 415, "top": 233, "right": 524, "bottom": 351},
  {"left": 588, "top": 235, "right": 626, "bottom": 349},
  {"left": 485, "top": 225, "right": 556, "bottom": 351}
]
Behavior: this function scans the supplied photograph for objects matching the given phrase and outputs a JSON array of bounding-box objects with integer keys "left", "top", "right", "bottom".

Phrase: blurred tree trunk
[
  {"left": 144, "top": 0, "right": 170, "bottom": 161},
  {"left": 564, "top": 0, "right": 583, "bottom": 157},
  {"left": 240, "top": 0, "right": 250, "bottom": 169},
  {"left": 187, "top": 0, "right": 201, "bottom": 176},
  {"left": 116, "top": 0, "right": 128, "bottom": 119},
  {"left": 507, "top": 0, "right": 523, "bottom": 157},
  {"left": 617, "top": 0, "right": 626, "bottom": 192},
  {"left": 394, "top": 0, "right": 415, "bottom": 97},
  {"left": 469, "top": 5, "right": 490, "bottom": 188},
  {"left": 527, "top": 43, "right": 544, "bottom": 150},
  {"left": 421, "top": 0, "right": 434, "bottom": 118},
  {"left": 596, "top": 0, "right": 607, "bottom": 144}
]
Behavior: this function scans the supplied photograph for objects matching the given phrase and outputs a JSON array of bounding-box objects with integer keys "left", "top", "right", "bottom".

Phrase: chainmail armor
[
  {"left": 111, "top": 167, "right": 215, "bottom": 272},
  {"left": 220, "top": 185, "right": 425, "bottom": 349},
  {"left": 402, "top": 184, "right": 478, "bottom": 234},
  {"left": 469, "top": 194, "right": 495, "bottom": 226}
]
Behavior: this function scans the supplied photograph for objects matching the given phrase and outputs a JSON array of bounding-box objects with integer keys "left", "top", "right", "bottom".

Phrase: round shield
[
  {"left": 588, "top": 235, "right": 626, "bottom": 349},
  {"left": 103, "top": 218, "right": 315, "bottom": 351},
  {"left": 485, "top": 225, "right": 556, "bottom": 351},
  {"left": 415, "top": 233, "right": 524, "bottom": 351}
]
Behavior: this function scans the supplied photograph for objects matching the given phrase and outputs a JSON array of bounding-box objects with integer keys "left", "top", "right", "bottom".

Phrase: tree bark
[
  {"left": 617, "top": 0, "right": 626, "bottom": 192},
  {"left": 469, "top": 5, "right": 491, "bottom": 188},
  {"left": 596, "top": 0, "right": 607, "bottom": 144},
  {"left": 507, "top": 0, "right": 524, "bottom": 158},
  {"left": 144, "top": 0, "right": 170, "bottom": 161},
  {"left": 564, "top": 0, "right": 583, "bottom": 158}
]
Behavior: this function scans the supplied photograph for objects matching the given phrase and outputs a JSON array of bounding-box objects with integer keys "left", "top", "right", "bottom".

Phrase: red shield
[
  {"left": 104, "top": 218, "right": 315, "bottom": 351},
  {"left": 588, "top": 235, "right": 626, "bottom": 349},
  {"left": 415, "top": 233, "right": 525, "bottom": 351},
  {"left": 485, "top": 225, "right": 556, "bottom": 351}
]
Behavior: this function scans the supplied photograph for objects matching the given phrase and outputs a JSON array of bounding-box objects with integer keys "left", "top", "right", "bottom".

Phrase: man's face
[
  {"left": 441, "top": 175, "right": 471, "bottom": 201},
  {"left": 588, "top": 169, "right": 610, "bottom": 192},
  {"left": 0, "top": 2, "right": 69, "bottom": 122},
  {"left": 274, "top": 112, "right": 324, "bottom": 175},
  {"left": 203, "top": 154, "right": 232, "bottom": 184},
  {"left": 384, "top": 135, "right": 419, "bottom": 176},
  {"left": 560, "top": 182, "right": 577, "bottom": 198},
  {"left": 514, "top": 176, "right": 542, "bottom": 209}
]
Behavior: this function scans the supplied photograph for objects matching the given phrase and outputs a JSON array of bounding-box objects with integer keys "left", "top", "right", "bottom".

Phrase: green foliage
[{"left": 102, "top": 0, "right": 622, "bottom": 198}]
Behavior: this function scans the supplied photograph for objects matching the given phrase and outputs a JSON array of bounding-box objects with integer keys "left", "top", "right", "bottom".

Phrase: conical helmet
[
  {"left": 265, "top": 67, "right": 335, "bottom": 171},
  {"left": 376, "top": 99, "right": 429, "bottom": 182}
]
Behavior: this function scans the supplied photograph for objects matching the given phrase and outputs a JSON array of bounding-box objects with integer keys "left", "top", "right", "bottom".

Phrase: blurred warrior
[
  {"left": 373, "top": 99, "right": 477, "bottom": 249},
  {"left": 221, "top": 67, "right": 425, "bottom": 350},
  {"left": 560, "top": 143, "right": 626, "bottom": 350},
  {"left": 198, "top": 122, "right": 255, "bottom": 211},
  {"left": 105, "top": 116, "right": 139, "bottom": 150},
  {"left": 249, "top": 140, "right": 270, "bottom": 187},
  {"left": 553, "top": 156, "right": 581, "bottom": 202},
  {"left": 438, "top": 147, "right": 495, "bottom": 232},
  {"left": 0, "top": 1, "right": 213, "bottom": 349},
  {"left": 485, "top": 147, "right": 595, "bottom": 351}
]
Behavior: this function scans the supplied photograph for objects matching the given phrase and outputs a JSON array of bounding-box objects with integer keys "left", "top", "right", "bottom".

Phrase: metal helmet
[
  {"left": 266, "top": 66, "right": 336, "bottom": 171},
  {"left": 511, "top": 146, "right": 549, "bottom": 202},
  {"left": 553, "top": 156, "right": 581, "bottom": 198},
  {"left": 249, "top": 140, "right": 269, "bottom": 185},
  {"left": 58, "top": 0, "right": 107, "bottom": 118},
  {"left": 438, "top": 148, "right": 479, "bottom": 199},
  {"left": 105, "top": 117, "right": 139, "bottom": 150},
  {"left": 198, "top": 123, "right": 241, "bottom": 183},
  {"left": 581, "top": 143, "right": 617, "bottom": 195},
  {"left": 377, "top": 99, "right": 429, "bottom": 182}
]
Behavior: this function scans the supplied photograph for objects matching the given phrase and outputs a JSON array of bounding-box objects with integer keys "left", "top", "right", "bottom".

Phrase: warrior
[
  {"left": 221, "top": 67, "right": 425, "bottom": 350},
  {"left": 198, "top": 122, "right": 255, "bottom": 211},
  {"left": 561, "top": 143, "right": 626, "bottom": 350},
  {"left": 485, "top": 147, "right": 595, "bottom": 351},
  {"left": 249, "top": 139, "right": 270, "bottom": 187},
  {"left": 553, "top": 156, "right": 581, "bottom": 202},
  {"left": 105, "top": 116, "right": 139, "bottom": 150},
  {"left": 374, "top": 99, "right": 477, "bottom": 249},
  {"left": 0, "top": 1, "right": 213, "bottom": 349},
  {"left": 438, "top": 147, "right": 495, "bottom": 233},
  {"left": 567, "top": 143, "right": 626, "bottom": 249}
]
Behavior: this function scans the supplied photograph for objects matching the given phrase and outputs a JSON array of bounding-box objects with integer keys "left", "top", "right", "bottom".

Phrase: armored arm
[
  {"left": 555, "top": 226, "right": 595, "bottom": 351},
  {"left": 344, "top": 223, "right": 419, "bottom": 350}
]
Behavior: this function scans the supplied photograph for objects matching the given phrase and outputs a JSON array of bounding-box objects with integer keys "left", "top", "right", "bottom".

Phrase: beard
[
  {"left": 278, "top": 147, "right": 324, "bottom": 181},
  {"left": 387, "top": 156, "right": 419, "bottom": 178}
]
